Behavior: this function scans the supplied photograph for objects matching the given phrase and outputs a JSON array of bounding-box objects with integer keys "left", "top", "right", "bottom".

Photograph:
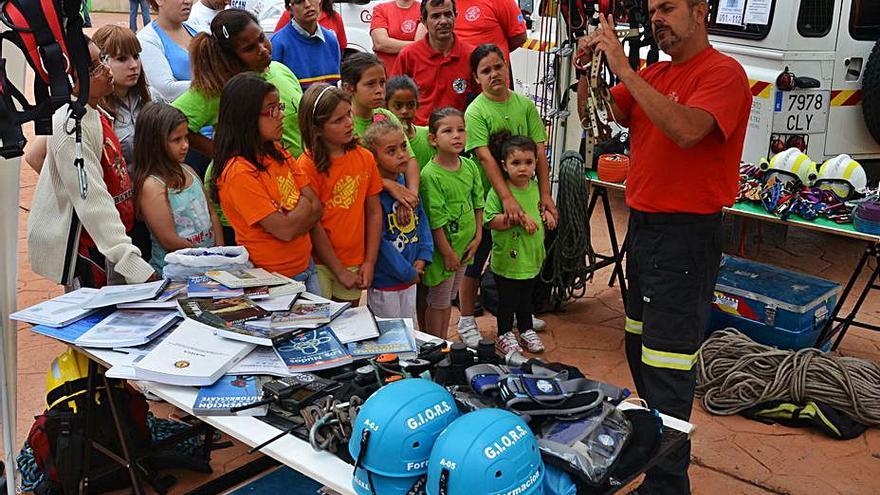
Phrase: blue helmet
[
  {"left": 349, "top": 378, "right": 460, "bottom": 478},
  {"left": 353, "top": 467, "right": 424, "bottom": 495},
  {"left": 426, "top": 409, "right": 545, "bottom": 495}
]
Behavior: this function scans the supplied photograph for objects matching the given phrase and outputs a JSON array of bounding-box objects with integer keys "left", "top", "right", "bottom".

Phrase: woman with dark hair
[
  {"left": 273, "top": 0, "right": 348, "bottom": 52},
  {"left": 28, "top": 38, "right": 156, "bottom": 288},
  {"left": 213, "top": 73, "right": 322, "bottom": 290},
  {"left": 172, "top": 8, "right": 304, "bottom": 158},
  {"left": 138, "top": 0, "right": 198, "bottom": 103}
]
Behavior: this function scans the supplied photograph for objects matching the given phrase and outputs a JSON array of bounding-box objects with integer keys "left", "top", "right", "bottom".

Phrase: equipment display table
[{"left": 585, "top": 170, "right": 880, "bottom": 349}]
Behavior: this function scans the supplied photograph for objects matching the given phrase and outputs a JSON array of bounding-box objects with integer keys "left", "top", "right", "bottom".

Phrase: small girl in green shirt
[
  {"left": 485, "top": 132, "right": 557, "bottom": 354},
  {"left": 385, "top": 75, "right": 435, "bottom": 170},
  {"left": 420, "top": 108, "right": 484, "bottom": 338}
]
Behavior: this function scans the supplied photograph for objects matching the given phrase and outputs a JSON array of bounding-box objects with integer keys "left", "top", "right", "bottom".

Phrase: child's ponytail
[{"left": 190, "top": 9, "right": 259, "bottom": 97}]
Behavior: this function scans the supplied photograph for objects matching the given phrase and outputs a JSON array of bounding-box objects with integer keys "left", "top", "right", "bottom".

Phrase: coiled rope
[
  {"left": 541, "top": 151, "right": 596, "bottom": 307},
  {"left": 695, "top": 329, "right": 880, "bottom": 425}
]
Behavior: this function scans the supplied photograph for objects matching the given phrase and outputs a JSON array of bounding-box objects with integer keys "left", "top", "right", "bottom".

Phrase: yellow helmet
[{"left": 45, "top": 347, "right": 90, "bottom": 410}]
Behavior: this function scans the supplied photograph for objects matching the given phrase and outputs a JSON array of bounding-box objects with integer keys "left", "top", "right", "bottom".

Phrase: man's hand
[
  {"left": 587, "top": 14, "right": 632, "bottom": 78},
  {"left": 502, "top": 196, "right": 526, "bottom": 226},
  {"left": 574, "top": 36, "right": 592, "bottom": 71},
  {"left": 539, "top": 193, "right": 558, "bottom": 225}
]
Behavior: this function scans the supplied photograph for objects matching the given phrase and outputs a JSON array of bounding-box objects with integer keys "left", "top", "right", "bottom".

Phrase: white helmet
[
  {"left": 818, "top": 154, "right": 868, "bottom": 195},
  {"left": 764, "top": 148, "right": 818, "bottom": 185}
]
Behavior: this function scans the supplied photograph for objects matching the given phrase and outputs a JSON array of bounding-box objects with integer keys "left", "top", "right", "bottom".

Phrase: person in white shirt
[{"left": 187, "top": 0, "right": 230, "bottom": 33}]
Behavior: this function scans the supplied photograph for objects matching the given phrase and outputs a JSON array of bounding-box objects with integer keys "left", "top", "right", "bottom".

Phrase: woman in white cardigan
[
  {"left": 28, "top": 38, "right": 157, "bottom": 288},
  {"left": 137, "top": 0, "right": 197, "bottom": 103}
]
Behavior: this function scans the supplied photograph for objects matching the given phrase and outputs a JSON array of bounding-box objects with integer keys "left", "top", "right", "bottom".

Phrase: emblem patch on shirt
[
  {"left": 328, "top": 174, "right": 362, "bottom": 209},
  {"left": 465, "top": 6, "right": 481, "bottom": 21},
  {"left": 452, "top": 78, "right": 468, "bottom": 94},
  {"left": 277, "top": 172, "right": 302, "bottom": 210},
  {"left": 401, "top": 19, "right": 417, "bottom": 34}
]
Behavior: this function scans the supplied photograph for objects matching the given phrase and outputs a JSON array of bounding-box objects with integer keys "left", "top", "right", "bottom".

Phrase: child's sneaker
[
  {"left": 495, "top": 332, "right": 523, "bottom": 356},
  {"left": 457, "top": 325, "right": 482, "bottom": 348},
  {"left": 520, "top": 330, "right": 545, "bottom": 353},
  {"left": 514, "top": 315, "right": 547, "bottom": 332}
]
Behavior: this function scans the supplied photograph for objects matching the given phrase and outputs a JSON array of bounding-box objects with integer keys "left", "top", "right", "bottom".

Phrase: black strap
[{"left": 438, "top": 468, "right": 450, "bottom": 495}]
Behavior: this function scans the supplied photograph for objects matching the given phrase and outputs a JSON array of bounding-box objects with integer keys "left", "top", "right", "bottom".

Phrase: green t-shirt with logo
[
  {"left": 485, "top": 180, "right": 545, "bottom": 280},
  {"left": 409, "top": 125, "right": 435, "bottom": 170},
  {"left": 464, "top": 91, "right": 548, "bottom": 194},
  {"left": 172, "top": 61, "right": 304, "bottom": 157},
  {"left": 419, "top": 156, "right": 485, "bottom": 287}
]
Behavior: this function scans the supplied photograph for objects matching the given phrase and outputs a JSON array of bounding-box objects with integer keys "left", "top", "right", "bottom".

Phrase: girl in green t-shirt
[
  {"left": 341, "top": 53, "right": 421, "bottom": 218},
  {"left": 385, "top": 75, "right": 435, "bottom": 170},
  {"left": 484, "top": 132, "right": 557, "bottom": 354},
  {"left": 420, "top": 108, "right": 484, "bottom": 339}
]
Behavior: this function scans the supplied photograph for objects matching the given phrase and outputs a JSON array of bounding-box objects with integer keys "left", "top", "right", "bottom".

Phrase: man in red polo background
[
  {"left": 453, "top": 0, "right": 527, "bottom": 66},
  {"left": 391, "top": 0, "right": 475, "bottom": 125}
]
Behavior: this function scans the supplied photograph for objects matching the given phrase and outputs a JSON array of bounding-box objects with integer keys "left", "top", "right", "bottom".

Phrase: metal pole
[{"left": 0, "top": 31, "right": 26, "bottom": 495}]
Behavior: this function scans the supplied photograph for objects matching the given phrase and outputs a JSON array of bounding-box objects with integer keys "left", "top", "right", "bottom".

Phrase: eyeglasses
[
  {"left": 88, "top": 55, "right": 111, "bottom": 77},
  {"left": 260, "top": 102, "right": 286, "bottom": 119}
]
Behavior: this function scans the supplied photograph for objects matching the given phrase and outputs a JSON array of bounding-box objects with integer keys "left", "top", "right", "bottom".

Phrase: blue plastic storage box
[{"left": 707, "top": 255, "right": 840, "bottom": 350}]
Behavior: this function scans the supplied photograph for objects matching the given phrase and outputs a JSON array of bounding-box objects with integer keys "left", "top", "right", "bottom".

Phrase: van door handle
[{"left": 845, "top": 57, "right": 863, "bottom": 81}]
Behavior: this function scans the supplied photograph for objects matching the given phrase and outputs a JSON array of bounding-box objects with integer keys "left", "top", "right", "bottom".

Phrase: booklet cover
[
  {"left": 83, "top": 280, "right": 170, "bottom": 309},
  {"left": 177, "top": 297, "right": 268, "bottom": 330},
  {"left": 205, "top": 268, "right": 288, "bottom": 289},
  {"left": 227, "top": 346, "right": 292, "bottom": 377},
  {"left": 274, "top": 327, "right": 353, "bottom": 373},
  {"left": 193, "top": 375, "right": 267, "bottom": 416},
  {"left": 328, "top": 306, "right": 380, "bottom": 344},
  {"left": 11, "top": 288, "right": 100, "bottom": 327},
  {"left": 134, "top": 319, "right": 255, "bottom": 386},
  {"left": 187, "top": 276, "right": 244, "bottom": 299},
  {"left": 269, "top": 302, "right": 332, "bottom": 329},
  {"left": 30, "top": 309, "right": 114, "bottom": 344},
  {"left": 75, "top": 310, "right": 179, "bottom": 349},
  {"left": 347, "top": 319, "right": 417, "bottom": 358}
]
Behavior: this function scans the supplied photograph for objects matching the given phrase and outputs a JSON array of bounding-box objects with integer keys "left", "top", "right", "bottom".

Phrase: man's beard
[{"left": 654, "top": 18, "right": 697, "bottom": 52}]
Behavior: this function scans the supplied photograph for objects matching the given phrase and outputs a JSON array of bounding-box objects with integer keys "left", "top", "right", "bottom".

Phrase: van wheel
[{"left": 862, "top": 40, "right": 880, "bottom": 144}]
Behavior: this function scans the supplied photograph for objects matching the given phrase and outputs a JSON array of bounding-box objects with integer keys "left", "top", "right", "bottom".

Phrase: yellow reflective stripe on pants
[
  {"left": 625, "top": 317, "right": 643, "bottom": 335},
  {"left": 641, "top": 345, "right": 697, "bottom": 371}
]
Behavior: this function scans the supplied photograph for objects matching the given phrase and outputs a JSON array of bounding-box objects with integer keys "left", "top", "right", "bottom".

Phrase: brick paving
[{"left": 4, "top": 12, "right": 879, "bottom": 494}]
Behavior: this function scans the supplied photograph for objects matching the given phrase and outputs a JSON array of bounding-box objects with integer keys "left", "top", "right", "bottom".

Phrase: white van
[{"left": 705, "top": 0, "right": 880, "bottom": 167}]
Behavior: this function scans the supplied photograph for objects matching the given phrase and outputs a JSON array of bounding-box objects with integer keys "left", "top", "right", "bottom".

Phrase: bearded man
[{"left": 575, "top": 1, "right": 751, "bottom": 493}]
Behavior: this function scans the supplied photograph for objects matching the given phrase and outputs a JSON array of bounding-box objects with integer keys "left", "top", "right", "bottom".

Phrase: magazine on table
[
  {"left": 134, "top": 319, "right": 255, "bottom": 386},
  {"left": 327, "top": 306, "right": 380, "bottom": 344},
  {"left": 227, "top": 346, "right": 292, "bottom": 377},
  {"left": 29, "top": 309, "right": 114, "bottom": 344},
  {"left": 205, "top": 268, "right": 289, "bottom": 289},
  {"left": 116, "top": 281, "right": 186, "bottom": 309},
  {"left": 254, "top": 293, "right": 300, "bottom": 312},
  {"left": 75, "top": 309, "right": 179, "bottom": 349},
  {"left": 268, "top": 302, "right": 332, "bottom": 328},
  {"left": 274, "top": 327, "right": 353, "bottom": 373},
  {"left": 347, "top": 319, "right": 417, "bottom": 358},
  {"left": 214, "top": 323, "right": 309, "bottom": 347},
  {"left": 177, "top": 297, "right": 269, "bottom": 330},
  {"left": 298, "top": 292, "right": 351, "bottom": 320},
  {"left": 11, "top": 288, "right": 100, "bottom": 327},
  {"left": 83, "top": 279, "right": 170, "bottom": 309},
  {"left": 246, "top": 294, "right": 349, "bottom": 331},
  {"left": 186, "top": 276, "right": 244, "bottom": 298},
  {"left": 193, "top": 375, "right": 268, "bottom": 416}
]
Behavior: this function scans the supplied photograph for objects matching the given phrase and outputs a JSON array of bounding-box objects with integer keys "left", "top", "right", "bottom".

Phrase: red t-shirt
[
  {"left": 391, "top": 37, "right": 476, "bottom": 125},
  {"left": 454, "top": 0, "right": 525, "bottom": 64},
  {"left": 370, "top": 0, "right": 422, "bottom": 70},
  {"left": 274, "top": 11, "right": 348, "bottom": 51},
  {"left": 610, "top": 47, "right": 751, "bottom": 214}
]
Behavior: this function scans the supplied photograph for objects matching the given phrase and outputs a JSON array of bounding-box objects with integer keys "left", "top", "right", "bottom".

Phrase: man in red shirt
[
  {"left": 454, "top": 0, "right": 526, "bottom": 66},
  {"left": 391, "top": 0, "right": 475, "bottom": 125},
  {"left": 576, "top": 1, "right": 750, "bottom": 494}
]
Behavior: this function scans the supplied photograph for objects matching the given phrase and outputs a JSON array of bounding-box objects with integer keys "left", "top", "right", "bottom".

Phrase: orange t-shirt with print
[
  {"left": 297, "top": 146, "right": 383, "bottom": 267},
  {"left": 218, "top": 149, "right": 313, "bottom": 276}
]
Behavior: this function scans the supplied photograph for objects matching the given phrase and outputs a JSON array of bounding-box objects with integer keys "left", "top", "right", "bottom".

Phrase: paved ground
[{"left": 4, "top": 12, "right": 880, "bottom": 494}]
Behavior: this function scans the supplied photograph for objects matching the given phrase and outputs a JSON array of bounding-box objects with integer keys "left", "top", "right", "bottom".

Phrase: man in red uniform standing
[
  {"left": 576, "top": 1, "right": 751, "bottom": 493},
  {"left": 391, "top": 0, "right": 475, "bottom": 125},
  {"left": 453, "top": 0, "right": 527, "bottom": 66}
]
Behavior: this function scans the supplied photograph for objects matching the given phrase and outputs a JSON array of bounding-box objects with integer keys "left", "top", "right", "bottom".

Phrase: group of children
[{"left": 133, "top": 43, "right": 554, "bottom": 354}]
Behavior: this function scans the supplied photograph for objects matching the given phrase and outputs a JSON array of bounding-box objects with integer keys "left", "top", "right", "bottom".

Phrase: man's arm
[
  {"left": 508, "top": 32, "right": 527, "bottom": 53},
  {"left": 589, "top": 14, "right": 715, "bottom": 148}
]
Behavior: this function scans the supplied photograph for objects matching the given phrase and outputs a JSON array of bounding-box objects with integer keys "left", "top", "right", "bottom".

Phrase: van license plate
[{"left": 772, "top": 90, "right": 830, "bottom": 135}]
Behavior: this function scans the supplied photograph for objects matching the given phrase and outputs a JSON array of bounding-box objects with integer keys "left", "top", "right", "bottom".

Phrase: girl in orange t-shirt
[
  {"left": 212, "top": 73, "right": 323, "bottom": 292},
  {"left": 297, "top": 84, "right": 383, "bottom": 304}
]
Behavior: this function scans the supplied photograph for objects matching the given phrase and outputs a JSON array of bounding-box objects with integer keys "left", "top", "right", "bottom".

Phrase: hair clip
[
  {"left": 372, "top": 113, "right": 389, "bottom": 123},
  {"left": 222, "top": 26, "right": 230, "bottom": 39}
]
